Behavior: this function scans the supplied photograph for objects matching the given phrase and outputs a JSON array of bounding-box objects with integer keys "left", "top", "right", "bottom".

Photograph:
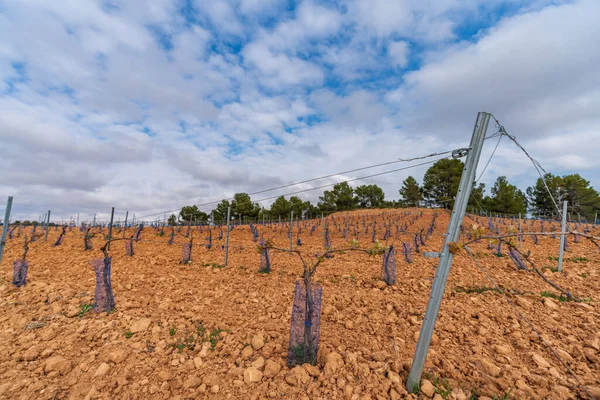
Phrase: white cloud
[
  {"left": 389, "top": 41, "right": 409, "bottom": 67},
  {"left": 1, "top": 0, "right": 599, "bottom": 222}
]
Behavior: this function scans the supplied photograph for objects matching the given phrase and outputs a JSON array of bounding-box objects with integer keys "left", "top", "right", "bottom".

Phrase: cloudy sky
[{"left": 1, "top": 0, "right": 599, "bottom": 223}]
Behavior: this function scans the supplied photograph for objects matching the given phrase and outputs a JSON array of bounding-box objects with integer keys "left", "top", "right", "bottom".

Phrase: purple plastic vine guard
[
  {"left": 90, "top": 257, "right": 115, "bottom": 313},
  {"left": 287, "top": 281, "right": 323, "bottom": 367},
  {"left": 12, "top": 260, "right": 28, "bottom": 287},
  {"left": 382, "top": 246, "right": 397, "bottom": 285}
]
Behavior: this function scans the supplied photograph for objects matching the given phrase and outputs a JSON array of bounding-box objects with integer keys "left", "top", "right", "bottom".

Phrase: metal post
[
  {"left": 595, "top": 213, "right": 597, "bottom": 225},
  {"left": 224, "top": 206, "right": 231, "bottom": 267},
  {"left": 93, "top": 213, "right": 96, "bottom": 227},
  {"left": 518, "top": 213, "right": 523, "bottom": 249},
  {"left": 557, "top": 200, "right": 568, "bottom": 272},
  {"left": 0, "top": 196, "right": 14, "bottom": 266},
  {"left": 76, "top": 213, "right": 79, "bottom": 227},
  {"left": 289, "top": 210, "right": 294, "bottom": 250},
  {"left": 45, "top": 210, "right": 51, "bottom": 241},
  {"left": 123, "top": 211, "right": 129, "bottom": 236},
  {"left": 107, "top": 207, "right": 115, "bottom": 250},
  {"left": 406, "top": 112, "right": 490, "bottom": 391}
]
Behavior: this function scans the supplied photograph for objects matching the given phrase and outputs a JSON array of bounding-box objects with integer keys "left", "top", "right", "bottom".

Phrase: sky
[{"left": 1, "top": 0, "right": 599, "bottom": 223}]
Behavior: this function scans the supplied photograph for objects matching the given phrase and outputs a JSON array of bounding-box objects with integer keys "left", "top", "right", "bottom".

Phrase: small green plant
[
  {"left": 125, "top": 330, "right": 133, "bottom": 339},
  {"left": 209, "top": 328, "right": 224, "bottom": 350},
  {"left": 79, "top": 303, "right": 93, "bottom": 317},
  {"left": 290, "top": 342, "right": 315, "bottom": 365},
  {"left": 542, "top": 266, "right": 559, "bottom": 273},
  {"left": 571, "top": 256, "right": 588, "bottom": 263},
  {"left": 157, "top": 231, "right": 165, "bottom": 237},
  {"left": 578, "top": 273, "right": 588, "bottom": 278},
  {"left": 195, "top": 322, "right": 206, "bottom": 338},
  {"left": 548, "top": 256, "right": 559, "bottom": 261},
  {"left": 540, "top": 291, "right": 591, "bottom": 303},
  {"left": 411, "top": 383, "right": 420, "bottom": 395},
  {"left": 157, "top": 321, "right": 162, "bottom": 327},
  {"left": 169, "top": 327, "right": 177, "bottom": 336}
]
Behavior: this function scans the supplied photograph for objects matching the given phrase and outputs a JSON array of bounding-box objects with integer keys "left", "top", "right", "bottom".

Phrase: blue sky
[{"left": 1, "top": 0, "right": 599, "bottom": 222}]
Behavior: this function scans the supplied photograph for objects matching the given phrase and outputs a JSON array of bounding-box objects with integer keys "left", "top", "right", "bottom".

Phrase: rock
[
  {"left": 22, "top": 346, "right": 41, "bottom": 361},
  {"left": 372, "top": 351, "right": 390, "bottom": 362},
  {"left": 94, "top": 362, "right": 111, "bottom": 377},
  {"left": 324, "top": 351, "right": 343, "bottom": 376},
  {"left": 108, "top": 349, "right": 127, "bottom": 364},
  {"left": 303, "top": 364, "right": 320, "bottom": 377},
  {"left": 252, "top": 334, "right": 265, "bottom": 350},
  {"left": 44, "top": 356, "right": 71, "bottom": 375},
  {"left": 433, "top": 395, "right": 443, "bottom": 400},
  {"left": 494, "top": 344, "right": 512, "bottom": 355},
  {"left": 388, "top": 371, "right": 401, "bottom": 386},
  {"left": 532, "top": 353, "right": 551, "bottom": 369},
  {"left": 263, "top": 359, "right": 282, "bottom": 378},
  {"left": 479, "top": 359, "right": 502, "bottom": 377},
  {"left": 516, "top": 379, "right": 531, "bottom": 392},
  {"left": 291, "top": 366, "right": 311, "bottom": 385},
  {"left": 244, "top": 367, "right": 263, "bottom": 383},
  {"left": 544, "top": 298, "right": 558, "bottom": 310},
  {"left": 193, "top": 357, "right": 203, "bottom": 369},
  {"left": 157, "top": 371, "right": 171, "bottom": 382},
  {"left": 198, "top": 383, "right": 207, "bottom": 393},
  {"left": 210, "top": 385, "right": 219, "bottom": 393},
  {"left": 130, "top": 318, "right": 152, "bottom": 333},
  {"left": 183, "top": 376, "right": 202, "bottom": 389},
  {"left": 421, "top": 380, "right": 435, "bottom": 398},
  {"left": 345, "top": 320, "right": 354, "bottom": 329},
  {"left": 252, "top": 357, "right": 265, "bottom": 370},
  {"left": 241, "top": 346, "right": 254, "bottom": 360}
]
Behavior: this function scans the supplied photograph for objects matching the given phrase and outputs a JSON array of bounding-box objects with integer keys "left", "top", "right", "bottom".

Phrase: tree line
[{"left": 174, "top": 159, "right": 600, "bottom": 224}]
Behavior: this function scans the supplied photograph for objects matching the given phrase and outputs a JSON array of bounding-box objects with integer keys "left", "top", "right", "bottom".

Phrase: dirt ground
[{"left": 0, "top": 208, "right": 598, "bottom": 400}]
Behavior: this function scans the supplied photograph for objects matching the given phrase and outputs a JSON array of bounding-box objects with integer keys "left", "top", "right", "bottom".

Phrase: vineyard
[{"left": 0, "top": 208, "right": 599, "bottom": 400}]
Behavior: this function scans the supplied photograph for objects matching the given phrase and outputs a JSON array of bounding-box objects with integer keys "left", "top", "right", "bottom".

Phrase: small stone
[
  {"left": 193, "top": 357, "right": 203, "bottom": 369},
  {"left": 479, "top": 359, "right": 502, "bottom": 377},
  {"left": 244, "top": 367, "right": 263, "bottom": 383},
  {"left": 544, "top": 298, "right": 558, "bottom": 310},
  {"left": 94, "top": 362, "right": 111, "bottom": 377},
  {"left": 157, "top": 371, "right": 171, "bottom": 382},
  {"left": 210, "top": 385, "right": 219, "bottom": 393},
  {"left": 108, "top": 349, "right": 127, "bottom": 364},
  {"left": 252, "top": 357, "right": 265, "bottom": 370},
  {"left": 44, "top": 356, "right": 71, "bottom": 375},
  {"left": 241, "top": 346, "right": 254, "bottom": 360},
  {"left": 252, "top": 334, "right": 265, "bottom": 350},
  {"left": 388, "top": 371, "right": 401, "bottom": 386},
  {"left": 433, "top": 395, "right": 443, "bottom": 400},
  {"left": 421, "top": 380, "right": 435, "bottom": 398},
  {"left": 198, "top": 383, "right": 207, "bottom": 393},
  {"left": 345, "top": 321, "right": 354, "bottom": 329},
  {"left": 324, "top": 351, "right": 343, "bottom": 376},
  {"left": 291, "top": 366, "right": 311, "bottom": 385},
  {"left": 130, "top": 318, "right": 152, "bottom": 333},
  {"left": 183, "top": 376, "right": 202, "bottom": 389},
  {"left": 263, "top": 359, "right": 282, "bottom": 378},
  {"left": 303, "top": 364, "right": 320, "bottom": 377},
  {"left": 532, "top": 353, "right": 551, "bottom": 369}
]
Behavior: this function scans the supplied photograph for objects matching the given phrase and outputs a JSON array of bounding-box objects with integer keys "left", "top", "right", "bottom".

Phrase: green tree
[
  {"left": 399, "top": 176, "right": 422, "bottom": 207},
  {"left": 526, "top": 173, "right": 562, "bottom": 217},
  {"left": 318, "top": 182, "right": 356, "bottom": 212},
  {"left": 483, "top": 176, "right": 527, "bottom": 215},
  {"left": 232, "top": 193, "right": 260, "bottom": 219},
  {"left": 354, "top": 184, "right": 385, "bottom": 208},
  {"left": 560, "top": 174, "right": 600, "bottom": 221},
  {"left": 422, "top": 159, "right": 464, "bottom": 208},
  {"left": 213, "top": 200, "right": 231, "bottom": 223},
  {"left": 289, "top": 196, "right": 310, "bottom": 217},
  {"left": 179, "top": 205, "right": 208, "bottom": 223},
  {"left": 168, "top": 214, "right": 177, "bottom": 226},
  {"left": 270, "top": 196, "right": 291, "bottom": 218}
]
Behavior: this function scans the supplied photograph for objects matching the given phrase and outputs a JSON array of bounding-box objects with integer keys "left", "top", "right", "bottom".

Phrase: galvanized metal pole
[
  {"left": 557, "top": 200, "right": 568, "bottom": 272},
  {"left": 107, "top": 207, "right": 115, "bottom": 250},
  {"left": 0, "top": 196, "right": 14, "bottom": 267},
  {"left": 406, "top": 112, "right": 490, "bottom": 392},
  {"left": 289, "top": 210, "right": 294, "bottom": 251},
  {"left": 44, "top": 210, "right": 51, "bottom": 241},
  {"left": 518, "top": 213, "right": 523, "bottom": 249},
  {"left": 224, "top": 206, "right": 231, "bottom": 267},
  {"left": 595, "top": 213, "right": 597, "bottom": 225},
  {"left": 123, "top": 211, "right": 129, "bottom": 236},
  {"left": 76, "top": 213, "right": 79, "bottom": 227},
  {"left": 93, "top": 213, "right": 96, "bottom": 227}
]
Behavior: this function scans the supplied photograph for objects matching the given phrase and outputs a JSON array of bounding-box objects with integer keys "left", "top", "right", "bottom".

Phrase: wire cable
[{"left": 135, "top": 149, "right": 462, "bottom": 220}]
